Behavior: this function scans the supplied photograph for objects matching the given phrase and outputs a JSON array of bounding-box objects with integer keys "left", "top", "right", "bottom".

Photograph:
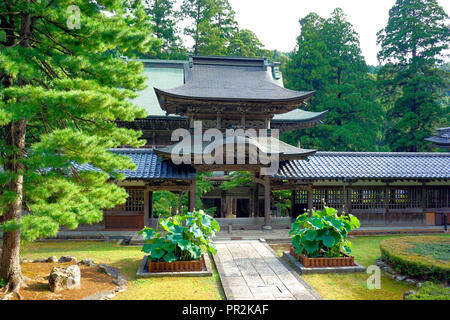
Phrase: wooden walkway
[{"left": 213, "top": 240, "right": 320, "bottom": 300}]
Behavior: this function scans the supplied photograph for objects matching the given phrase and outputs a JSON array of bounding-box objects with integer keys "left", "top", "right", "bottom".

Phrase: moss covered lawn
[{"left": 272, "top": 234, "right": 450, "bottom": 300}]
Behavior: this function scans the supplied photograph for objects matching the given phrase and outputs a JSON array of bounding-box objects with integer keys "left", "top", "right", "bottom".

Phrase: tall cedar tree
[
  {"left": 377, "top": 0, "right": 449, "bottom": 151},
  {"left": 143, "top": 0, "right": 185, "bottom": 59},
  {"left": 227, "top": 29, "right": 269, "bottom": 57},
  {"left": 0, "top": 0, "right": 157, "bottom": 298},
  {"left": 283, "top": 9, "right": 384, "bottom": 151},
  {"left": 180, "top": 0, "right": 237, "bottom": 55}
]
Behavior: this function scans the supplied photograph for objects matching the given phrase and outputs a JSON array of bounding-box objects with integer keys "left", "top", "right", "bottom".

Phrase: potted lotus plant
[
  {"left": 138, "top": 210, "right": 219, "bottom": 272},
  {"left": 289, "top": 206, "right": 360, "bottom": 267}
]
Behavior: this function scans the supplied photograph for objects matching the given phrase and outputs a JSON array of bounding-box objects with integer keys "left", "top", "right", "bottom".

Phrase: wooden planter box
[
  {"left": 290, "top": 246, "right": 355, "bottom": 268},
  {"left": 147, "top": 255, "right": 204, "bottom": 273}
]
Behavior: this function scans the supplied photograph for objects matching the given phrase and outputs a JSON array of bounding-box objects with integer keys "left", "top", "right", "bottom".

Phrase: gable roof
[
  {"left": 274, "top": 152, "right": 450, "bottom": 180},
  {"left": 154, "top": 55, "right": 314, "bottom": 112}
]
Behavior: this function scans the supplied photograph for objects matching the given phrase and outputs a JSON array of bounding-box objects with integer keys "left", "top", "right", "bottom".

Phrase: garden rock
[
  {"left": 405, "top": 278, "right": 416, "bottom": 285},
  {"left": 47, "top": 256, "right": 58, "bottom": 263},
  {"left": 375, "top": 258, "right": 385, "bottom": 268},
  {"left": 112, "top": 275, "right": 127, "bottom": 287},
  {"left": 416, "top": 282, "right": 423, "bottom": 288},
  {"left": 396, "top": 275, "right": 407, "bottom": 282},
  {"left": 98, "top": 264, "right": 120, "bottom": 278},
  {"left": 59, "top": 255, "right": 78, "bottom": 263},
  {"left": 79, "top": 259, "right": 96, "bottom": 267},
  {"left": 403, "top": 290, "right": 416, "bottom": 300},
  {"left": 33, "top": 258, "right": 49, "bottom": 263},
  {"left": 49, "top": 265, "right": 81, "bottom": 292}
]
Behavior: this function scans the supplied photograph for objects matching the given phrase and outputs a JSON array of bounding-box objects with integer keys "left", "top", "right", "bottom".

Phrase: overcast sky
[{"left": 227, "top": 0, "right": 450, "bottom": 66}]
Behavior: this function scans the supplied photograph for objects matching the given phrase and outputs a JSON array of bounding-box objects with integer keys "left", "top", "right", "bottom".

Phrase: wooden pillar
[
  {"left": 291, "top": 190, "right": 295, "bottom": 219},
  {"left": 384, "top": 185, "right": 390, "bottom": 225},
  {"left": 263, "top": 175, "right": 272, "bottom": 230},
  {"left": 421, "top": 185, "right": 426, "bottom": 213},
  {"left": 144, "top": 188, "right": 149, "bottom": 227},
  {"left": 249, "top": 187, "right": 254, "bottom": 218},
  {"left": 178, "top": 191, "right": 183, "bottom": 215},
  {"left": 220, "top": 191, "right": 226, "bottom": 218},
  {"left": 307, "top": 185, "right": 313, "bottom": 217},
  {"left": 226, "top": 196, "right": 233, "bottom": 217},
  {"left": 253, "top": 184, "right": 259, "bottom": 217},
  {"left": 347, "top": 187, "right": 352, "bottom": 214},
  {"left": 189, "top": 180, "right": 196, "bottom": 212},
  {"left": 145, "top": 190, "right": 153, "bottom": 227}
]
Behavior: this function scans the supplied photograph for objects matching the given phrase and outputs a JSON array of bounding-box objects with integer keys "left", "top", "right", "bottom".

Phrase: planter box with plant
[
  {"left": 138, "top": 210, "right": 220, "bottom": 273},
  {"left": 289, "top": 206, "right": 360, "bottom": 268}
]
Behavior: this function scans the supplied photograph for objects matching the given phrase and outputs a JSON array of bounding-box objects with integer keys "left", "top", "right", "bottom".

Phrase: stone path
[{"left": 213, "top": 240, "right": 320, "bottom": 300}]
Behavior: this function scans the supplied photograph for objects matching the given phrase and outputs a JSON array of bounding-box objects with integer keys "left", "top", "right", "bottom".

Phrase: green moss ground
[
  {"left": 273, "top": 234, "right": 450, "bottom": 300},
  {"left": 2, "top": 234, "right": 448, "bottom": 300},
  {"left": 18, "top": 241, "right": 225, "bottom": 300}
]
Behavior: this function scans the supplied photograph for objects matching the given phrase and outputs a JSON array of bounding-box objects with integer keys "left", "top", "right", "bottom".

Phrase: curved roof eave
[
  {"left": 154, "top": 87, "right": 315, "bottom": 105},
  {"left": 272, "top": 110, "right": 328, "bottom": 123}
]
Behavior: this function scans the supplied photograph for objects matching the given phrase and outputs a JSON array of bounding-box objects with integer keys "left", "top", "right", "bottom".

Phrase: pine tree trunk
[
  {"left": 1, "top": 3, "right": 31, "bottom": 298},
  {"left": 0, "top": 119, "right": 26, "bottom": 297}
]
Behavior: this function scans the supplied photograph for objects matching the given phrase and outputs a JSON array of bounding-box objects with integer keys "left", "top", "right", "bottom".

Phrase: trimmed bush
[{"left": 380, "top": 236, "right": 450, "bottom": 281}]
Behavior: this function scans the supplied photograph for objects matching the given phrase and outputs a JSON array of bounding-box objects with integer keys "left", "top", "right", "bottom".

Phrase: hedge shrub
[{"left": 380, "top": 236, "right": 450, "bottom": 282}]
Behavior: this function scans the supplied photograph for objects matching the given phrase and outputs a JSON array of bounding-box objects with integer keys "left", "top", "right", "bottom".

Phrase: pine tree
[
  {"left": 282, "top": 9, "right": 384, "bottom": 151},
  {"left": 0, "top": 0, "right": 157, "bottom": 298},
  {"left": 377, "top": 0, "right": 449, "bottom": 151}
]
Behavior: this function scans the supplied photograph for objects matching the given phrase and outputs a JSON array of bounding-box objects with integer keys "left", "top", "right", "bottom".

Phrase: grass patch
[
  {"left": 272, "top": 234, "right": 450, "bottom": 300},
  {"left": 16, "top": 241, "right": 224, "bottom": 300},
  {"left": 406, "top": 242, "right": 450, "bottom": 262},
  {"left": 405, "top": 281, "right": 450, "bottom": 300}
]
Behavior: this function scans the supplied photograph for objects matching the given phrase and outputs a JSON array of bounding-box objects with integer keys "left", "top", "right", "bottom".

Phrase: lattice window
[
  {"left": 426, "top": 188, "right": 450, "bottom": 209},
  {"left": 388, "top": 188, "right": 422, "bottom": 209},
  {"left": 293, "top": 190, "right": 308, "bottom": 204},
  {"left": 351, "top": 189, "right": 385, "bottom": 210},
  {"left": 312, "top": 189, "right": 326, "bottom": 210},
  {"left": 115, "top": 189, "right": 145, "bottom": 212},
  {"left": 326, "top": 189, "right": 345, "bottom": 208}
]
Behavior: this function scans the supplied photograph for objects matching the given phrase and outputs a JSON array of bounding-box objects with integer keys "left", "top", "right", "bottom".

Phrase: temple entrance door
[
  {"left": 292, "top": 190, "right": 308, "bottom": 219},
  {"left": 236, "top": 199, "right": 250, "bottom": 217},
  {"left": 201, "top": 198, "right": 222, "bottom": 217}
]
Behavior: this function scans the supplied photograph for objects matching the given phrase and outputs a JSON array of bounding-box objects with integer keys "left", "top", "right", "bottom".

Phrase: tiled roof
[
  {"left": 274, "top": 152, "right": 450, "bottom": 180},
  {"left": 76, "top": 149, "right": 196, "bottom": 180},
  {"left": 425, "top": 127, "right": 450, "bottom": 147},
  {"left": 155, "top": 55, "right": 314, "bottom": 104}
]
